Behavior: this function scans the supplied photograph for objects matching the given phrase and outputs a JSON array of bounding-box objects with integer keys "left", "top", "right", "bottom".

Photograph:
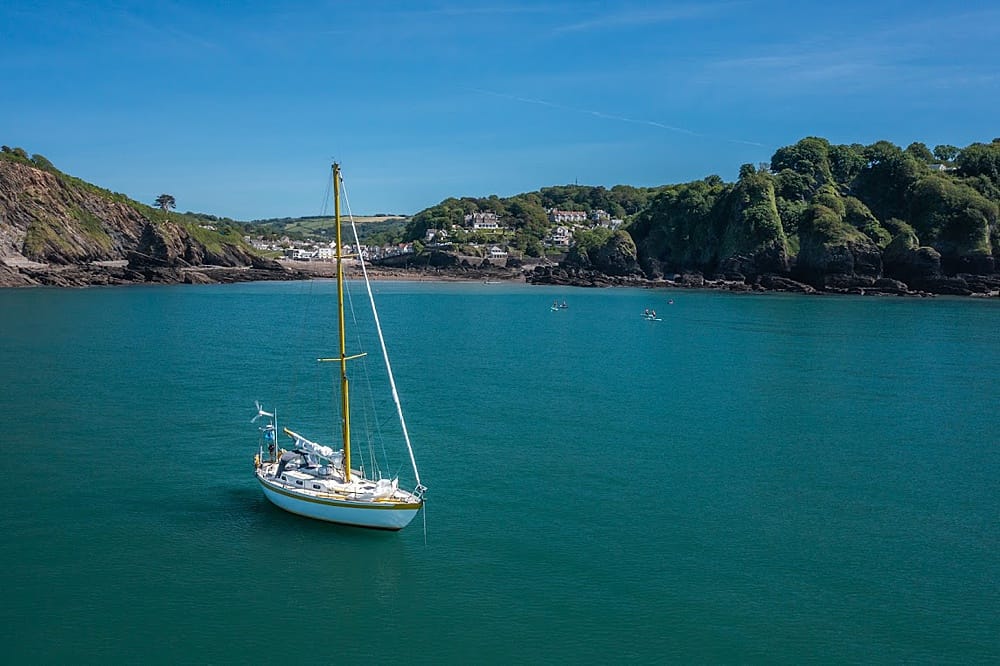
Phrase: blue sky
[{"left": 3, "top": 1, "right": 998, "bottom": 220}]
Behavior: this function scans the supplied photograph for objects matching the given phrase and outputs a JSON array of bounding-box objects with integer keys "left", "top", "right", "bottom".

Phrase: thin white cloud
[
  {"left": 709, "top": 47, "right": 995, "bottom": 95},
  {"left": 411, "top": 4, "right": 564, "bottom": 17},
  {"left": 555, "top": 3, "right": 739, "bottom": 34},
  {"left": 875, "top": 7, "right": 1000, "bottom": 42},
  {"left": 709, "top": 50, "right": 879, "bottom": 84},
  {"left": 705, "top": 7, "right": 1000, "bottom": 92},
  {"left": 464, "top": 87, "right": 767, "bottom": 147}
]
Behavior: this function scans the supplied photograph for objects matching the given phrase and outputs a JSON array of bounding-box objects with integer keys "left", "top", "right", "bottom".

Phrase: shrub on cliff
[
  {"left": 796, "top": 191, "right": 882, "bottom": 284},
  {"left": 907, "top": 175, "right": 996, "bottom": 258},
  {"left": 718, "top": 166, "right": 790, "bottom": 274}
]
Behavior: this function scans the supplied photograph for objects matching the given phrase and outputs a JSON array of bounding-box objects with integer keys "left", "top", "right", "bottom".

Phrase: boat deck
[{"left": 256, "top": 462, "right": 420, "bottom": 505}]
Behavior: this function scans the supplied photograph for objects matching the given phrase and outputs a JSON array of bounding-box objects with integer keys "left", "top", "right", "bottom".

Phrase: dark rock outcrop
[
  {"left": 796, "top": 235, "right": 883, "bottom": 288},
  {"left": 871, "top": 277, "right": 910, "bottom": 294},
  {"left": 882, "top": 228, "right": 942, "bottom": 285},
  {"left": 717, "top": 243, "right": 791, "bottom": 282},
  {"left": 915, "top": 276, "right": 972, "bottom": 296},
  {"left": 757, "top": 274, "right": 817, "bottom": 293}
]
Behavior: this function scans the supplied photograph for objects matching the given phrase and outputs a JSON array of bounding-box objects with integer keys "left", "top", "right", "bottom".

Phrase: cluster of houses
[
  {"left": 246, "top": 206, "right": 624, "bottom": 263},
  {"left": 428, "top": 207, "right": 624, "bottom": 251},
  {"left": 547, "top": 208, "right": 624, "bottom": 248},
  {"left": 246, "top": 236, "right": 415, "bottom": 262}
]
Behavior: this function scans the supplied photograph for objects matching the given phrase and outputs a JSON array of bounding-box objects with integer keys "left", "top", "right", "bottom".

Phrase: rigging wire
[
  {"left": 340, "top": 186, "right": 395, "bottom": 479},
  {"left": 340, "top": 177, "right": 423, "bottom": 489},
  {"left": 341, "top": 219, "right": 391, "bottom": 480}
]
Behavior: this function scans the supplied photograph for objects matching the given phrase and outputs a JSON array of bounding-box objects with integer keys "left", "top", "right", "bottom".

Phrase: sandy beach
[{"left": 278, "top": 258, "right": 527, "bottom": 282}]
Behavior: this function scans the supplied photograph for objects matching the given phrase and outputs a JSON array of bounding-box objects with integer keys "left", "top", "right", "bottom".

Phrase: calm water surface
[{"left": 0, "top": 281, "right": 997, "bottom": 663}]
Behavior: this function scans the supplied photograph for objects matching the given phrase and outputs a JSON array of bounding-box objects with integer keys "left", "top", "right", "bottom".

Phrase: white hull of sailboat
[{"left": 257, "top": 476, "right": 421, "bottom": 531}]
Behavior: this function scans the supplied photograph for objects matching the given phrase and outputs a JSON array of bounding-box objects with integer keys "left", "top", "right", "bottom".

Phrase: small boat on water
[
  {"left": 251, "top": 163, "right": 425, "bottom": 531},
  {"left": 642, "top": 309, "right": 661, "bottom": 321}
]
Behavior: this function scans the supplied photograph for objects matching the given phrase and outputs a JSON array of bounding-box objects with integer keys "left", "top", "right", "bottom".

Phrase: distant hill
[{"left": 250, "top": 214, "right": 409, "bottom": 244}]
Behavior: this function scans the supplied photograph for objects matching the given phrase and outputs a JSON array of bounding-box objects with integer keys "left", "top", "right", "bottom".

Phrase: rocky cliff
[{"left": 0, "top": 154, "right": 298, "bottom": 287}]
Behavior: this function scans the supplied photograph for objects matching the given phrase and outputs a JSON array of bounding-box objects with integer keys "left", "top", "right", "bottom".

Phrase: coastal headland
[{"left": 2, "top": 138, "right": 999, "bottom": 297}]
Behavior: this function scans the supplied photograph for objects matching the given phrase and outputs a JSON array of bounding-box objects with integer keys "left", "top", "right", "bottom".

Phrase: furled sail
[{"left": 284, "top": 428, "right": 341, "bottom": 463}]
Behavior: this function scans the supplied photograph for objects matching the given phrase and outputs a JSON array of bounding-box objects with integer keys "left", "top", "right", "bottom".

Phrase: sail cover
[{"left": 285, "top": 429, "right": 339, "bottom": 462}]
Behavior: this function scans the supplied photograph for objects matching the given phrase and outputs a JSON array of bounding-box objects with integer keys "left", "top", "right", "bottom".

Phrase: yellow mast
[{"left": 333, "top": 162, "right": 353, "bottom": 482}]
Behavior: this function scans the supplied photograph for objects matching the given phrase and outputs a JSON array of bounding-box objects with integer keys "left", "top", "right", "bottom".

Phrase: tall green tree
[
  {"left": 956, "top": 142, "right": 1000, "bottom": 185},
  {"left": 853, "top": 141, "right": 922, "bottom": 223},
  {"left": 907, "top": 175, "right": 996, "bottom": 257},
  {"left": 770, "top": 137, "right": 833, "bottom": 195},
  {"left": 905, "top": 142, "right": 935, "bottom": 163},
  {"left": 155, "top": 194, "right": 176, "bottom": 212},
  {"left": 827, "top": 143, "right": 866, "bottom": 185},
  {"left": 933, "top": 144, "right": 959, "bottom": 162}
]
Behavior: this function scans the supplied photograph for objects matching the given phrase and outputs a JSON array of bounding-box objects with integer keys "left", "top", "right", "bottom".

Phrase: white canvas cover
[{"left": 287, "top": 430, "right": 341, "bottom": 464}]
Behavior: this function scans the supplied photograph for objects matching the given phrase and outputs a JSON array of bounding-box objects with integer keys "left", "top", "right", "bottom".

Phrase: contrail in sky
[{"left": 465, "top": 87, "right": 767, "bottom": 148}]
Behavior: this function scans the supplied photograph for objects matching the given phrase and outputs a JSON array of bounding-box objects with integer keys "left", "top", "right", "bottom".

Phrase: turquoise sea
[{"left": 0, "top": 280, "right": 997, "bottom": 663}]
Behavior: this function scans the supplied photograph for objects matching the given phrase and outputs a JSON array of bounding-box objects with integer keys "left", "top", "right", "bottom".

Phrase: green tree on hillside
[
  {"left": 905, "top": 142, "right": 935, "bottom": 163},
  {"left": 770, "top": 137, "right": 834, "bottom": 196},
  {"left": 956, "top": 142, "right": 1000, "bottom": 186},
  {"left": 30, "top": 154, "right": 56, "bottom": 171},
  {"left": 853, "top": 141, "right": 922, "bottom": 223},
  {"left": 933, "top": 144, "right": 960, "bottom": 162},
  {"left": 565, "top": 227, "right": 614, "bottom": 267},
  {"left": 718, "top": 167, "right": 789, "bottom": 273},
  {"left": 907, "top": 175, "right": 996, "bottom": 257},
  {"left": 155, "top": 194, "right": 176, "bottom": 212},
  {"left": 843, "top": 196, "right": 891, "bottom": 247},
  {"left": 629, "top": 178, "right": 729, "bottom": 271},
  {"left": 828, "top": 143, "right": 866, "bottom": 184}
]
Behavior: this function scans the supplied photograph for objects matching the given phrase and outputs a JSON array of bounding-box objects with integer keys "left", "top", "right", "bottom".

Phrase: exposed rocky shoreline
[
  {"left": 4, "top": 250, "right": 999, "bottom": 298},
  {"left": 0, "top": 254, "right": 306, "bottom": 288},
  {"left": 351, "top": 250, "right": 1000, "bottom": 297},
  {"left": 286, "top": 257, "right": 1000, "bottom": 298},
  {"left": 525, "top": 264, "right": 1000, "bottom": 297}
]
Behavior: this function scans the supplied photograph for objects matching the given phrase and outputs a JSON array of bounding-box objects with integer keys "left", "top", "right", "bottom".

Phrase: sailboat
[{"left": 251, "top": 163, "right": 426, "bottom": 530}]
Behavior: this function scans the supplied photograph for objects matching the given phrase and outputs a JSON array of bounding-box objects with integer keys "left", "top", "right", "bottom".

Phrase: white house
[
  {"left": 288, "top": 248, "right": 318, "bottom": 260},
  {"left": 425, "top": 228, "right": 449, "bottom": 242},
  {"left": 549, "top": 225, "right": 573, "bottom": 247},
  {"left": 594, "top": 217, "right": 624, "bottom": 230},
  {"left": 548, "top": 209, "right": 587, "bottom": 223},
  {"left": 464, "top": 211, "right": 500, "bottom": 229},
  {"left": 488, "top": 245, "right": 508, "bottom": 259}
]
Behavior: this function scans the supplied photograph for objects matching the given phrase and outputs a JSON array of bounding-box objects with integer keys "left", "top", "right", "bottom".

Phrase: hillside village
[
  {"left": 247, "top": 235, "right": 417, "bottom": 262},
  {"left": 251, "top": 207, "right": 625, "bottom": 263}
]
